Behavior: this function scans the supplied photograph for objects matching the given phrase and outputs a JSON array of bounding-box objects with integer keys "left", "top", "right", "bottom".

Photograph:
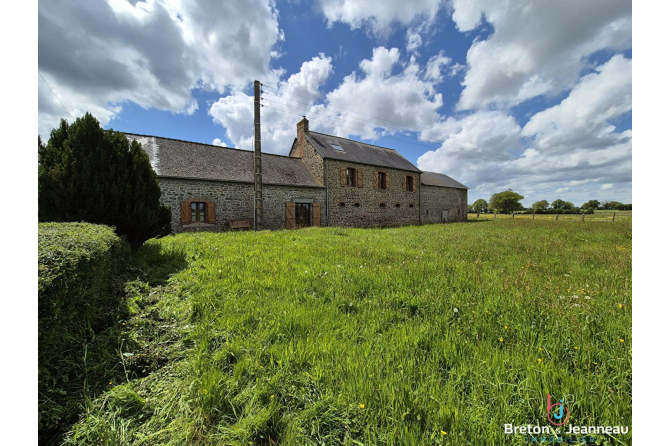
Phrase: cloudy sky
[{"left": 38, "top": 0, "right": 632, "bottom": 206}]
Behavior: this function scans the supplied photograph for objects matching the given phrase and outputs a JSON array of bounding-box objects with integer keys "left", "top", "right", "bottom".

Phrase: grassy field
[{"left": 65, "top": 219, "right": 632, "bottom": 445}]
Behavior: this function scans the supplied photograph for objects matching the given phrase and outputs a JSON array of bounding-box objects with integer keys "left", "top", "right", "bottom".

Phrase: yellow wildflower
[
  {"left": 537, "top": 358, "right": 542, "bottom": 363},
  {"left": 619, "top": 339, "right": 624, "bottom": 343},
  {"left": 359, "top": 404, "right": 365, "bottom": 409},
  {"left": 499, "top": 338, "right": 504, "bottom": 342},
  {"left": 441, "top": 430, "right": 447, "bottom": 435},
  {"left": 574, "top": 346, "right": 579, "bottom": 350},
  {"left": 618, "top": 304, "right": 623, "bottom": 308}
]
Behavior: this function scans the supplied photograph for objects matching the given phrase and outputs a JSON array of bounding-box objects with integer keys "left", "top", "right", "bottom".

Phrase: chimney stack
[{"left": 294, "top": 117, "right": 309, "bottom": 158}]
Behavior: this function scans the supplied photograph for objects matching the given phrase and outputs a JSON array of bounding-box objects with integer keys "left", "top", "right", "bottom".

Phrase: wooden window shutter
[
  {"left": 384, "top": 171, "right": 390, "bottom": 190},
  {"left": 402, "top": 175, "right": 407, "bottom": 191},
  {"left": 312, "top": 203, "right": 321, "bottom": 227},
  {"left": 206, "top": 201, "right": 216, "bottom": 224},
  {"left": 374, "top": 171, "right": 379, "bottom": 189},
  {"left": 286, "top": 202, "right": 296, "bottom": 229},
  {"left": 357, "top": 170, "right": 363, "bottom": 188},
  {"left": 180, "top": 201, "right": 190, "bottom": 224},
  {"left": 340, "top": 166, "right": 346, "bottom": 186}
]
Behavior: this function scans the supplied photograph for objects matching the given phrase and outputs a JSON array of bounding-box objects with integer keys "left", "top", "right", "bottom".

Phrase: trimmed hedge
[{"left": 38, "top": 223, "right": 130, "bottom": 443}]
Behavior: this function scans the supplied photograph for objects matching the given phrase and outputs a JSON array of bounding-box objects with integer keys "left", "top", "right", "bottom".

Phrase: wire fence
[{"left": 467, "top": 210, "right": 632, "bottom": 222}]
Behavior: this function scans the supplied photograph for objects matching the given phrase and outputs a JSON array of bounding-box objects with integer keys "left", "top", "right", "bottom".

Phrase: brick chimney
[{"left": 294, "top": 117, "right": 309, "bottom": 158}]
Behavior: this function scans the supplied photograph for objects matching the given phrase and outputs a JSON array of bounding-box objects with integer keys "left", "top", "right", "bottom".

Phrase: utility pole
[{"left": 253, "top": 80, "right": 263, "bottom": 230}]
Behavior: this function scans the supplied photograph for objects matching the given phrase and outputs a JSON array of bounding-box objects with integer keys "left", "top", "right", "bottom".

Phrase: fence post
[
  {"left": 477, "top": 213, "right": 480, "bottom": 218},
  {"left": 494, "top": 212, "right": 497, "bottom": 219},
  {"left": 555, "top": 213, "right": 559, "bottom": 221},
  {"left": 612, "top": 212, "right": 616, "bottom": 222},
  {"left": 532, "top": 210, "right": 535, "bottom": 220},
  {"left": 581, "top": 213, "right": 585, "bottom": 222},
  {"left": 512, "top": 212, "right": 515, "bottom": 218}
]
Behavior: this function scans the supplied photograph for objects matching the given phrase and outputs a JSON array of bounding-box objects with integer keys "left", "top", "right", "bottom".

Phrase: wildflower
[
  {"left": 271, "top": 395, "right": 274, "bottom": 399},
  {"left": 108, "top": 381, "right": 113, "bottom": 385},
  {"left": 453, "top": 308, "right": 458, "bottom": 313},
  {"left": 537, "top": 358, "right": 542, "bottom": 363},
  {"left": 441, "top": 430, "right": 447, "bottom": 435},
  {"left": 574, "top": 346, "right": 579, "bottom": 350},
  {"left": 618, "top": 304, "right": 623, "bottom": 308},
  {"left": 359, "top": 404, "right": 365, "bottom": 409},
  {"left": 499, "top": 338, "right": 504, "bottom": 342},
  {"left": 584, "top": 296, "right": 591, "bottom": 300},
  {"left": 122, "top": 322, "right": 126, "bottom": 326},
  {"left": 619, "top": 339, "right": 624, "bottom": 343},
  {"left": 505, "top": 325, "right": 508, "bottom": 329}
]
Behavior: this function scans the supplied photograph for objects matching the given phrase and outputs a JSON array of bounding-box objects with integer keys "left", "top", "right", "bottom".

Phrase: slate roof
[
  {"left": 125, "top": 134, "right": 322, "bottom": 187},
  {"left": 305, "top": 131, "right": 422, "bottom": 173},
  {"left": 420, "top": 171, "right": 468, "bottom": 190}
]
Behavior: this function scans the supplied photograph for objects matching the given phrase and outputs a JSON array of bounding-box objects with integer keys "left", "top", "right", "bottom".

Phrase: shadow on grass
[
  {"left": 39, "top": 242, "right": 188, "bottom": 446},
  {"left": 128, "top": 241, "right": 189, "bottom": 286}
]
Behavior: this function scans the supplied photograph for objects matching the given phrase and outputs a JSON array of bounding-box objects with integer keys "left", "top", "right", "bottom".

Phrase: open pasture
[{"left": 67, "top": 219, "right": 632, "bottom": 445}]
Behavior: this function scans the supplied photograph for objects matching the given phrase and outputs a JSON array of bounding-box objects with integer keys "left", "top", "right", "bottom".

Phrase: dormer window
[{"left": 331, "top": 143, "right": 344, "bottom": 152}]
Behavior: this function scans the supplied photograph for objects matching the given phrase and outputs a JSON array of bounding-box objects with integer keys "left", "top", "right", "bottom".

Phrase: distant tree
[
  {"left": 531, "top": 200, "right": 549, "bottom": 211},
  {"left": 550, "top": 199, "right": 575, "bottom": 211},
  {"left": 489, "top": 190, "right": 525, "bottom": 214},
  {"left": 471, "top": 199, "right": 489, "bottom": 214},
  {"left": 39, "top": 113, "right": 171, "bottom": 248},
  {"left": 581, "top": 200, "right": 601, "bottom": 210},
  {"left": 550, "top": 199, "right": 565, "bottom": 209},
  {"left": 601, "top": 201, "right": 623, "bottom": 210}
]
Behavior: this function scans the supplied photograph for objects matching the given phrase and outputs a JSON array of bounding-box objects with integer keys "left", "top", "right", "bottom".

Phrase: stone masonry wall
[
  {"left": 326, "top": 159, "right": 420, "bottom": 227},
  {"left": 158, "top": 177, "right": 325, "bottom": 232},
  {"left": 298, "top": 139, "right": 325, "bottom": 185},
  {"left": 262, "top": 184, "right": 326, "bottom": 229},
  {"left": 420, "top": 185, "right": 468, "bottom": 223}
]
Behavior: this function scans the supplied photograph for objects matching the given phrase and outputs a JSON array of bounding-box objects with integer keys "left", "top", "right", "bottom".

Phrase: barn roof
[
  {"left": 305, "top": 131, "right": 422, "bottom": 173},
  {"left": 420, "top": 171, "right": 468, "bottom": 189},
  {"left": 125, "top": 134, "right": 322, "bottom": 187}
]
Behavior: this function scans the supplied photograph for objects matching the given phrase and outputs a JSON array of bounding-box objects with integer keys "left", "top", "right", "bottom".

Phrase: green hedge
[{"left": 38, "top": 223, "right": 130, "bottom": 443}]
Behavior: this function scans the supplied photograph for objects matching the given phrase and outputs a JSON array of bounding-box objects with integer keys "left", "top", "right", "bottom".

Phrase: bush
[{"left": 39, "top": 223, "right": 130, "bottom": 443}]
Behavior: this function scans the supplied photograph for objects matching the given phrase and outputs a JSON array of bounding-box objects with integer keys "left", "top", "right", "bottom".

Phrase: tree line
[{"left": 468, "top": 190, "right": 632, "bottom": 215}]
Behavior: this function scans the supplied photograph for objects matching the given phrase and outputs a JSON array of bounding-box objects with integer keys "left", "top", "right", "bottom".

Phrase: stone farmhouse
[{"left": 126, "top": 118, "right": 467, "bottom": 232}]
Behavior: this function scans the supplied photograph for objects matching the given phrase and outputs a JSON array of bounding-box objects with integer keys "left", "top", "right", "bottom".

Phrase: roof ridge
[
  {"left": 123, "top": 132, "right": 299, "bottom": 160},
  {"left": 308, "top": 131, "right": 401, "bottom": 153}
]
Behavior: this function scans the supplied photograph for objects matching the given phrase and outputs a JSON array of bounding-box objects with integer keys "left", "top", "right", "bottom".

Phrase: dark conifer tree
[{"left": 39, "top": 113, "right": 171, "bottom": 248}]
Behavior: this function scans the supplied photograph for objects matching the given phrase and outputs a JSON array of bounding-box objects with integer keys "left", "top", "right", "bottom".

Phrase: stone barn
[{"left": 126, "top": 118, "right": 467, "bottom": 232}]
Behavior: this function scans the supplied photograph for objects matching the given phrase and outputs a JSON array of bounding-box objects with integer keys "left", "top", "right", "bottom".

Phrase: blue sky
[{"left": 38, "top": 0, "right": 633, "bottom": 207}]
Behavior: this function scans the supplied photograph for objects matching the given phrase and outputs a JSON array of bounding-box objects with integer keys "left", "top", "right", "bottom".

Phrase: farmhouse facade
[{"left": 126, "top": 118, "right": 467, "bottom": 232}]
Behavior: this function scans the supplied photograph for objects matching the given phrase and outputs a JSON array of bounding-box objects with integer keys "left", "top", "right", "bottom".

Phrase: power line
[
  {"left": 38, "top": 71, "right": 74, "bottom": 119},
  {"left": 261, "top": 95, "right": 566, "bottom": 171},
  {"left": 261, "top": 87, "right": 549, "bottom": 169},
  {"left": 261, "top": 104, "right": 530, "bottom": 167}
]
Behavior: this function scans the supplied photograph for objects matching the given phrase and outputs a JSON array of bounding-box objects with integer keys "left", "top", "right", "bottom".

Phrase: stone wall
[
  {"left": 420, "top": 185, "right": 468, "bottom": 223},
  {"left": 158, "top": 177, "right": 325, "bottom": 232},
  {"left": 326, "top": 160, "right": 420, "bottom": 227},
  {"left": 262, "top": 184, "right": 326, "bottom": 229}
]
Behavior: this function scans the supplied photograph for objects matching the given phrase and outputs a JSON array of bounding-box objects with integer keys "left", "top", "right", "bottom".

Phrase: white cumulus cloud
[
  {"left": 451, "top": 0, "right": 632, "bottom": 109},
  {"left": 38, "top": 0, "right": 283, "bottom": 137}
]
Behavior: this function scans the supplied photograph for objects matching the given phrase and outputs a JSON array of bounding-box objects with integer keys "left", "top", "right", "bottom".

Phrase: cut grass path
[{"left": 66, "top": 220, "right": 632, "bottom": 445}]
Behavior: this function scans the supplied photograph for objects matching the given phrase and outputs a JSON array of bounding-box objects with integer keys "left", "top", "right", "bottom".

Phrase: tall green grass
[{"left": 66, "top": 220, "right": 632, "bottom": 445}]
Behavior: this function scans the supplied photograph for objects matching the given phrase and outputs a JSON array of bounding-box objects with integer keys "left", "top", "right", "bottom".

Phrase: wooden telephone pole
[{"left": 253, "top": 80, "right": 263, "bottom": 230}]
